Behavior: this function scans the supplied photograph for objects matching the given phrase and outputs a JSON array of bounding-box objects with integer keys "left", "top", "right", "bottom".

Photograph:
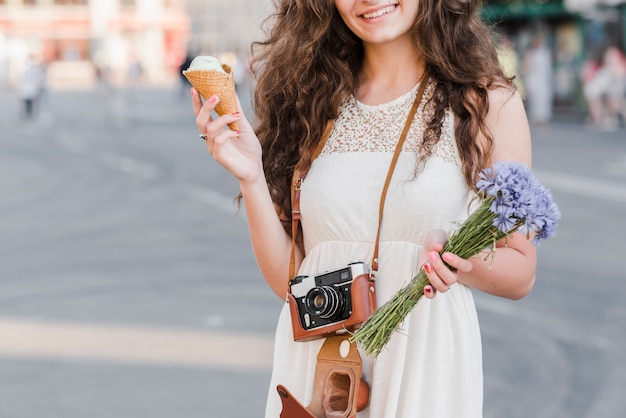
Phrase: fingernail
[
  {"left": 442, "top": 253, "right": 453, "bottom": 262},
  {"left": 232, "top": 130, "right": 241, "bottom": 135},
  {"left": 429, "top": 251, "right": 438, "bottom": 261},
  {"left": 424, "top": 285, "right": 432, "bottom": 294},
  {"left": 232, "top": 112, "right": 241, "bottom": 118},
  {"left": 423, "top": 263, "right": 432, "bottom": 274},
  {"left": 209, "top": 95, "right": 218, "bottom": 104}
]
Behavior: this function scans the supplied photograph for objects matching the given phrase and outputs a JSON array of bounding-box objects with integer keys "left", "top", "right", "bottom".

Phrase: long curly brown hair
[{"left": 251, "top": 0, "right": 512, "bottom": 230}]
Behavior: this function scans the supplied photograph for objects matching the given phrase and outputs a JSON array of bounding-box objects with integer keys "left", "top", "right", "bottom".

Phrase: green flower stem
[
  {"left": 350, "top": 271, "right": 430, "bottom": 356},
  {"left": 350, "top": 196, "right": 525, "bottom": 356}
]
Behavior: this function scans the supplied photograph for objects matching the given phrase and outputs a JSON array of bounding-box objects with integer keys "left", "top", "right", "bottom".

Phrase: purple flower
[
  {"left": 478, "top": 161, "right": 561, "bottom": 245},
  {"left": 492, "top": 203, "right": 517, "bottom": 233}
]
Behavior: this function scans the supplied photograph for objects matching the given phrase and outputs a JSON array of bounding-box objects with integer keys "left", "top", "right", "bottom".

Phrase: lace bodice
[{"left": 321, "top": 80, "right": 460, "bottom": 166}]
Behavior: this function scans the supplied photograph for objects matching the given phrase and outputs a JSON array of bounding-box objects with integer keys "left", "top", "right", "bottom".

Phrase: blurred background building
[
  {"left": 184, "top": 0, "right": 271, "bottom": 58},
  {"left": 483, "top": 0, "right": 626, "bottom": 113},
  {"left": 0, "top": 0, "right": 271, "bottom": 91},
  {"left": 0, "top": 0, "right": 192, "bottom": 89},
  {"left": 0, "top": 0, "right": 624, "bottom": 119}
]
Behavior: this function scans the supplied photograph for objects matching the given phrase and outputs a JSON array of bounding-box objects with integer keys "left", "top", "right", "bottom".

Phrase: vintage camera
[{"left": 287, "top": 261, "right": 377, "bottom": 342}]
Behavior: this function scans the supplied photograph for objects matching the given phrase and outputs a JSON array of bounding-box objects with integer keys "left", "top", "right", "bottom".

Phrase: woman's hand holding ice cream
[
  {"left": 183, "top": 56, "right": 239, "bottom": 131},
  {"left": 191, "top": 84, "right": 262, "bottom": 186}
]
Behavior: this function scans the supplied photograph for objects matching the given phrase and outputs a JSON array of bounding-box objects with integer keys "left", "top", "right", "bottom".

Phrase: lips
[{"left": 361, "top": 5, "right": 397, "bottom": 20}]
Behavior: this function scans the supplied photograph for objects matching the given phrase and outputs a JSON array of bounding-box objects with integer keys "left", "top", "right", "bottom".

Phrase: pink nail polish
[
  {"left": 209, "top": 95, "right": 218, "bottom": 104},
  {"left": 442, "top": 253, "right": 453, "bottom": 262},
  {"left": 429, "top": 251, "right": 438, "bottom": 261},
  {"left": 232, "top": 112, "right": 241, "bottom": 117}
]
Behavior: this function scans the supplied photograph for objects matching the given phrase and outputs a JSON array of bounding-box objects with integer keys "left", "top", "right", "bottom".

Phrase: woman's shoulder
[
  {"left": 486, "top": 81, "right": 519, "bottom": 107},
  {"left": 484, "top": 82, "right": 532, "bottom": 165}
]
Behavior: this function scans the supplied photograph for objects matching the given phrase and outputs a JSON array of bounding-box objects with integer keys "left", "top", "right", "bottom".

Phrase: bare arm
[
  {"left": 239, "top": 175, "right": 303, "bottom": 298},
  {"left": 191, "top": 89, "right": 302, "bottom": 298},
  {"left": 423, "top": 86, "right": 537, "bottom": 300}
]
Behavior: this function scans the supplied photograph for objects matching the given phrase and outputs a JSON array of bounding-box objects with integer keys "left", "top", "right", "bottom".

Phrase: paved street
[{"left": 0, "top": 83, "right": 625, "bottom": 418}]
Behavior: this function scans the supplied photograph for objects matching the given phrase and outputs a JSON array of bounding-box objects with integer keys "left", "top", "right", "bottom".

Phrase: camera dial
[{"left": 305, "top": 286, "right": 344, "bottom": 319}]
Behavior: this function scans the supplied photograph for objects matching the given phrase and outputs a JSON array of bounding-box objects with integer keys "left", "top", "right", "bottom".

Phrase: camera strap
[{"left": 289, "top": 76, "right": 430, "bottom": 280}]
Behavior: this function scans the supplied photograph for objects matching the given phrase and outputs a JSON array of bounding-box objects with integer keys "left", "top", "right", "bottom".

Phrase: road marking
[
  {"left": 604, "top": 155, "right": 626, "bottom": 178},
  {"left": 0, "top": 318, "right": 273, "bottom": 371},
  {"left": 56, "top": 131, "right": 88, "bottom": 154},
  {"left": 100, "top": 152, "right": 161, "bottom": 180},
  {"left": 534, "top": 169, "right": 626, "bottom": 203},
  {"left": 181, "top": 183, "right": 244, "bottom": 218},
  {"left": 56, "top": 130, "right": 625, "bottom": 207},
  {"left": 55, "top": 131, "right": 244, "bottom": 216},
  {"left": 475, "top": 295, "right": 612, "bottom": 350}
]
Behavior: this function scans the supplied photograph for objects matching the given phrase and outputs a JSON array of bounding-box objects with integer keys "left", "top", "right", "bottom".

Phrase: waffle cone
[{"left": 183, "top": 64, "right": 239, "bottom": 131}]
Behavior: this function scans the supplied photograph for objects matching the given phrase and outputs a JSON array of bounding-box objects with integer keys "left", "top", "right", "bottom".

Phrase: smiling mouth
[{"left": 361, "top": 5, "right": 397, "bottom": 19}]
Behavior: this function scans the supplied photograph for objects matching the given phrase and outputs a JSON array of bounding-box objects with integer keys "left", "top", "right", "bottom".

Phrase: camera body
[{"left": 287, "top": 261, "right": 377, "bottom": 342}]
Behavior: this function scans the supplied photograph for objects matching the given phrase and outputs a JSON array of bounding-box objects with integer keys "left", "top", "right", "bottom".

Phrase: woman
[
  {"left": 582, "top": 46, "right": 626, "bottom": 131},
  {"left": 191, "top": 0, "right": 536, "bottom": 416},
  {"left": 522, "top": 32, "right": 553, "bottom": 126}
]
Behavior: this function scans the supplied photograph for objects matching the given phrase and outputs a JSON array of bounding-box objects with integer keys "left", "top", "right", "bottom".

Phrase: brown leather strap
[
  {"left": 289, "top": 77, "right": 429, "bottom": 280},
  {"left": 371, "top": 78, "right": 429, "bottom": 273},
  {"left": 277, "top": 385, "right": 316, "bottom": 418},
  {"left": 290, "top": 121, "right": 334, "bottom": 281}
]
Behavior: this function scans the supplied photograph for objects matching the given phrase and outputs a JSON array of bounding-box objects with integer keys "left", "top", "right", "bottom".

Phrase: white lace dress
[{"left": 265, "top": 81, "right": 483, "bottom": 417}]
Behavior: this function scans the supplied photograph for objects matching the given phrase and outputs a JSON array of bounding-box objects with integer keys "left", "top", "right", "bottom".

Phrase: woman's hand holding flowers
[
  {"left": 420, "top": 229, "right": 474, "bottom": 299},
  {"left": 351, "top": 161, "right": 561, "bottom": 356}
]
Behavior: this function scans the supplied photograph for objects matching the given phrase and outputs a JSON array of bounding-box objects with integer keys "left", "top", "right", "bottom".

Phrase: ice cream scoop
[
  {"left": 183, "top": 56, "right": 239, "bottom": 130},
  {"left": 187, "top": 56, "right": 226, "bottom": 73}
]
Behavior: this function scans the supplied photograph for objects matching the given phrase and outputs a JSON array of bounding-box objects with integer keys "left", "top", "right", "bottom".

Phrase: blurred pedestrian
[
  {"left": 604, "top": 47, "right": 626, "bottom": 127},
  {"left": 94, "top": 62, "right": 112, "bottom": 95},
  {"left": 18, "top": 55, "right": 46, "bottom": 120},
  {"left": 581, "top": 49, "right": 605, "bottom": 129},
  {"left": 553, "top": 38, "right": 577, "bottom": 104},
  {"left": 37, "top": 63, "right": 54, "bottom": 127},
  {"left": 582, "top": 46, "right": 626, "bottom": 131},
  {"left": 127, "top": 56, "right": 143, "bottom": 85},
  {"left": 523, "top": 33, "right": 553, "bottom": 126}
]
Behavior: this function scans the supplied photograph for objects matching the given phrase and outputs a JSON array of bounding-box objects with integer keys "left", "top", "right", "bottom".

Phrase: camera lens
[{"left": 305, "top": 286, "right": 343, "bottom": 319}]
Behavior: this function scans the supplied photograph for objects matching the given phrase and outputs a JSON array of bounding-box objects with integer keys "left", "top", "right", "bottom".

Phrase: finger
[
  {"left": 424, "top": 229, "right": 448, "bottom": 253},
  {"left": 221, "top": 112, "right": 242, "bottom": 135},
  {"left": 441, "top": 252, "right": 473, "bottom": 273},
  {"left": 424, "top": 285, "right": 437, "bottom": 299},
  {"left": 211, "top": 130, "right": 243, "bottom": 165},
  {"left": 234, "top": 96, "right": 252, "bottom": 131},
  {"left": 191, "top": 88, "right": 203, "bottom": 116},
  {"left": 214, "top": 128, "right": 240, "bottom": 147},
  {"left": 204, "top": 132, "right": 215, "bottom": 155},
  {"left": 423, "top": 258, "right": 450, "bottom": 293},
  {"left": 204, "top": 110, "right": 241, "bottom": 140},
  {"left": 196, "top": 94, "right": 219, "bottom": 132}
]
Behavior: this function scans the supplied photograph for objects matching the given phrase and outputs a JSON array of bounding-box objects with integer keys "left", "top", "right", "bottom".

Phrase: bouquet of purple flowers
[{"left": 350, "top": 161, "right": 561, "bottom": 356}]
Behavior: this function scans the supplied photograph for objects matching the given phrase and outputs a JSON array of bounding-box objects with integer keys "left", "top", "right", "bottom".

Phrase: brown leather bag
[{"left": 277, "top": 335, "right": 369, "bottom": 418}]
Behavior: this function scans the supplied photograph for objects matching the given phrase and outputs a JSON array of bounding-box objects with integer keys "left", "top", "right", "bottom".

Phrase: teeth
[{"left": 362, "top": 5, "right": 395, "bottom": 19}]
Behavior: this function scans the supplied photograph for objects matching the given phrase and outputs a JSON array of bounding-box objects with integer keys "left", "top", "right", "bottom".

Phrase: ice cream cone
[{"left": 183, "top": 64, "right": 239, "bottom": 131}]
